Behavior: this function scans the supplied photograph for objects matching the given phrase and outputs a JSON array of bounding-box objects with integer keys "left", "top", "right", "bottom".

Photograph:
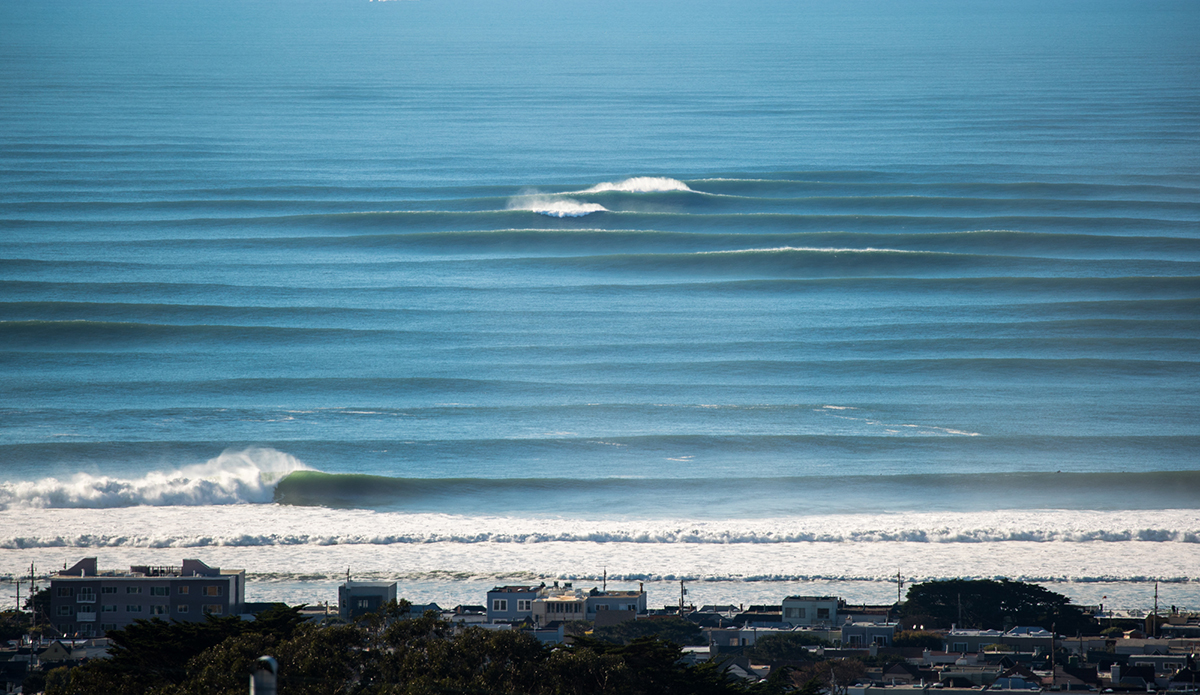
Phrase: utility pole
[
  {"left": 1153, "top": 582, "right": 1159, "bottom": 638},
  {"left": 1050, "top": 622, "right": 1057, "bottom": 687},
  {"left": 29, "top": 562, "right": 36, "bottom": 633},
  {"left": 679, "top": 580, "right": 687, "bottom": 617}
]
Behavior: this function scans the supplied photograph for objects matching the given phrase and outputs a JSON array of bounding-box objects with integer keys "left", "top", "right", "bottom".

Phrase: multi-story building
[
  {"left": 531, "top": 587, "right": 586, "bottom": 625},
  {"left": 48, "top": 557, "right": 244, "bottom": 637},
  {"left": 486, "top": 584, "right": 546, "bottom": 624},
  {"left": 584, "top": 588, "right": 647, "bottom": 623},
  {"left": 337, "top": 580, "right": 397, "bottom": 620},
  {"left": 781, "top": 595, "right": 841, "bottom": 627},
  {"left": 842, "top": 621, "right": 896, "bottom": 647}
]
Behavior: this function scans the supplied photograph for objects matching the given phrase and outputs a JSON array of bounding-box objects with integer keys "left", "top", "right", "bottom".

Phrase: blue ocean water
[{"left": 1, "top": 0, "right": 1198, "bottom": 606}]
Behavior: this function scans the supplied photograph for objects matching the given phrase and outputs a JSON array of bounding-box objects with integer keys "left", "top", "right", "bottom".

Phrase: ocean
[{"left": 1, "top": 0, "right": 1198, "bottom": 613}]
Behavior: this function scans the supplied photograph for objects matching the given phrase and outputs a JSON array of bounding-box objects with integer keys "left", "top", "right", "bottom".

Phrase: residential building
[
  {"left": 48, "top": 557, "right": 244, "bottom": 637},
  {"left": 337, "top": 580, "right": 397, "bottom": 620},
  {"left": 781, "top": 596, "right": 841, "bottom": 627},
  {"left": 531, "top": 587, "right": 586, "bottom": 626},
  {"left": 585, "top": 587, "right": 647, "bottom": 623},
  {"left": 842, "top": 622, "right": 897, "bottom": 647},
  {"left": 486, "top": 584, "right": 546, "bottom": 624}
]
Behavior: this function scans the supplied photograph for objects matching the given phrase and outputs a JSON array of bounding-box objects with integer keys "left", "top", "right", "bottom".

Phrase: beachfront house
[{"left": 486, "top": 584, "right": 545, "bottom": 624}]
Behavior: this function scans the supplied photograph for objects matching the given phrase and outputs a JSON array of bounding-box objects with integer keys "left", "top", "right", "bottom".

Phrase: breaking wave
[
  {"left": 579, "top": 177, "right": 693, "bottom": 193},
  {"left": 0, "top": 448, "right": 309, "bottom": 510},
  {"left": 506, "top": 195, "right": 607, "bottom": 217},
  {"left": 1, "top": 508, "right": 1198, "bottom": 549}
]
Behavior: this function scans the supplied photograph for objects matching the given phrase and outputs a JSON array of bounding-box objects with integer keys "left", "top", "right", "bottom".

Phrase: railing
[
  {"left": 76, "top": 612, "right": 97, "bottom": 622},
  {"left": 76, "top": 593, "right": 96, "bottom": 603}
]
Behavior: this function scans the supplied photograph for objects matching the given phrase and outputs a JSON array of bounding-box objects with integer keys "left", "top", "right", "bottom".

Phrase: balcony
[
  {"left": 76, "top": 612, "right": 97, "bottom": 622},
  {"left": 76, "top": 593, "right": 97, "bottom": 603}
]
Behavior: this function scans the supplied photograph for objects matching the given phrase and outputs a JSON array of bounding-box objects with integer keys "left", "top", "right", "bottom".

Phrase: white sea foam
[
  {"left": 506, "top": 194, "right": 607, "bottom": 217},
  {"left": 3, "top": 507, "right": 1199, "bottom": 611},
  {"left": 0, "top": 448, "right": 309, "bottom": 510},
  {"left": 579, "top": 177, "right": 693, "bottom": 193},
  {"left": 697, "top": 246, "right": 926, "bottom": 255},
  {"left": 2, "top": 507, "right": 1196, "bottom": 548}
]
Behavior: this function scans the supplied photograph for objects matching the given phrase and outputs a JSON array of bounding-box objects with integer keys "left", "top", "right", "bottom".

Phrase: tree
[
  {"left": 892, "top": 630, "right": 943, "bottom": 649},
  {"left": 0, "top": 610, "right": 29, "bottom": 643},
  {"left": 900, "top": 579, "right": 1092, "bottom": 633},
  {"left": 746, "top": 633, "right": 827, "bottom": 663},
  {"left": 49, "top": 604, "right": 310, "bottom": 695},
  {"left": 591, "top": 617, "right": 704, "bottom": 647}
]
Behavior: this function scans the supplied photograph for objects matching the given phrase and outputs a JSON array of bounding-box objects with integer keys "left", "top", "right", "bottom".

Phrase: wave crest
[
  {"left": 0, "top": 448, "right": 310, "bottom": 510},
  {"left": 506, "top": 194, "right": 606, "bottom": 217},
  {"left": 580, "top": 177, "right": 693, "bottom": 193}
]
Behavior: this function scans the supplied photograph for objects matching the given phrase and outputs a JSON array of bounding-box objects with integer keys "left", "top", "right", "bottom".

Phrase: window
[
  {"left": 127, "top": 587, "right": 142, "bottom": 594},
  {"left": 150, "top": 587, "right": 168, "bottom": 596},
  {"left": 127, "top": 605, "right": 143, "bottom": 612},
  {"left": 203, "top": 605, "right": 224, "bottom": 615},
  {"left": 784, "top": 607, "right": 798, "bottom": 618},
  {"left": 517, "top": 600, "right": 531, "bottom": 611},
  {"left": 952, "top": 642, "right": 968, "bottom": 653},
  {"left": 57, "top": 587, "right": 73, "bottom": 597},
  {"left": 798, "top": 607, "right": 807, "bottom": 618},
  {"left": 101, "top": 623, "right": 117, "bottom": 631},
  {"left": 102, "top": 605, "right": 117, "bottom": 613},
  {"left": 77, "top": 588, "right": 96, "bottom": 602},
  {"left": 102, "top": 587, "right": 117, "bottom": 594},
  {"left": 177, "top": 586, "right": 189, "bottom": 595},
  {"left": 177, "top": 605, "right": 190, "bottom": 614},
  {"left": 57, "top": 606, "right": 72, "bottom": 616},
  {"left": 816, "top": 608, "right": 830, "bottom": 620},
  {"left": 356, "top": 599, "right": 371, "bottom": 609},
  {"left": 492, "top": 599, "right": 508, "bottom": 612},
  {"left": 150, "top": 605, "right": 168, "bottom": 615},
  {"left": 203, "top": 586, "right": 222, "bottom": 597}
]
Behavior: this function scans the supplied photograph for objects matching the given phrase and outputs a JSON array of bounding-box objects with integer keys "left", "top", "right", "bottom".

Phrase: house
[
  {"left": 531, "top": 587, "right": 586, "bottom": 626},
  {"left": 337, "top": 580, "right": 397, "bottom": 620},
  {"left": 944, "top": 628, "right": 1006, "bottom": 654},
  {"left": 486, "top": 584, "right": 545, "bottom": 624},
  {"left": 585, "top": 587, "right": 647, "bottom": 625},
  {"left": 49, "top": 557, "right": 244, "bottom": 637},
  {"left": 843, "top": 622, "right": 897, "bottom": 648},
  {"left": 781, "top": 596, "right": 840, "bottom": 627}
]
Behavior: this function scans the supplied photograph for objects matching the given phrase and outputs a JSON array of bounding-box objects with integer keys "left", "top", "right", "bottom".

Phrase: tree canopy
[
  {"left": 900, "top": 579, "right": 1093, "bottom": 633},
  {"left": 48, "top": 608, "right": 765, "bottom": 695},
  {"left": 590, "top": 616, "right": 704, "bottom": 647}
]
